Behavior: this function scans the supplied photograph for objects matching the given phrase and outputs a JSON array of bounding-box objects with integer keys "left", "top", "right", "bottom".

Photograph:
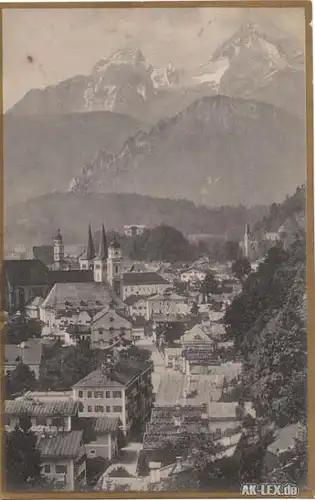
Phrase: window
[
  {"left": 113, "top": 391, "right": 122, "bottom": 398},
  {"left": 87, "top": 391, "right": 92, "bottom": 398},
  {"left": 89, "top": 450, "right": 96, "bottom": 455},
  {"left": 94, "top": 391, "right": 103, "bottom": 398},
  {"left": 78, "top": 390, "right": 83, "bottom": 398},
  {"left": 95, "top": 264, "right": 100, "bottom": 270},
  {"left": 95, "top": 405, "right": 104, "bottom": 413},
  {"left": 88, "top": 406, "right": 92, "bottom": 412},
  {"left": 56, "top": 464, "right": 67, "bottom": 474},
  {"left": 36, "top": 416, "right": 48, "bottom": 426},
  {"left": 109, "top": 327, "right": 115, "bottom": 334},
  {"left": 43, "top": 464, "right": 51, "bottom": 473},
  {"left": 98, "top": 329, "right": 103, "bottom": 335},
  {"left": 113, "top": 406, "right": 122, "bottom": 413},
  {"left": 115, "top": 265, "right": 119, "bottom": 274},
  {"left": 106, "top": 406, "right": 111, "bottom": 412},
  {"left": 51, "top": 417, "right": 64, "bottom": 427},
  {"left": 105, "top": 391, "right": 111, "bottom": 398}
]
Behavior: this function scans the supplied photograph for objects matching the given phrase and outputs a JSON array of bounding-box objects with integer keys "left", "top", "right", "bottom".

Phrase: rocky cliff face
[{"left": 68, "top": 95, "right": 305, "bottom": 207}]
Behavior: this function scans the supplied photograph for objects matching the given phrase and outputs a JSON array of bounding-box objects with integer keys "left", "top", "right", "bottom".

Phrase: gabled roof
[
  {"left": 147, "top": 291, "right": 184, "bottom": 301},
  {"left": 180, "top": 325, "right": 213, "bottom": 344},
  {"left": 122, "top": 272, "right": 169, "bottom": 286},
  {"left": 93, "top": 416, "right": 120, "bottom": 435},
  {"left": 5, "top": 399, "right": 80, "bottom": 417},
  {"left": 73, "top": 359, "right": 152, "bottom": 389},
  {"left": 48, "top": 270, "right": 93, "bottom": 284},
  {"left": 3, "top": 259, "right": 49, "bottom": 287},
  {"left": 37, "top": 430, "right": 83, "bottom": 458},
  {"left": 41, "top": 282, "right": 124, "bottom": 311},
  {"left": 5, "top": 338, "right": 43, "bottom": 366},
  {"left": 92, "top": 308, "right": 131, "bottom": 329}
]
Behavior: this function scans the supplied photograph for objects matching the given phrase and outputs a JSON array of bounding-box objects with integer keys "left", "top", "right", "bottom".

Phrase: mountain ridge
[{"left": 68, "top": 95, "right": 306, "bottom": 207}]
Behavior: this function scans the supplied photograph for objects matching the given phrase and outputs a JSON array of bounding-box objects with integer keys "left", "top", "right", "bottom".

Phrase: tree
[
  {"left": 4, "top": 414, "right": 41, "bottom": 490},
  {"left": 129, "top": 225, "right": 197, "bottom": 263},
  {"left": 4, "top": 364, "right": 37, "bottom": 399},
  {"left": 190, "top": 302, "right": 200, "bottom": 318},
  {"left": 224, "top": 240, "right": 241, "bottom": 262},
  {"left": 200, "top": 272, "right": 219, "bottom": 301},
  {"left": 39, "top": 339, "right": 98, "bottom": 391},
  {"left": 121, "top": 345, "right": 151, "bottom": 362},
  {"left": 108, "top": 467, "right": 133, "bottom": 478},
  {"left": 231, "top": 258, "right": 251, "bottom": 283}
]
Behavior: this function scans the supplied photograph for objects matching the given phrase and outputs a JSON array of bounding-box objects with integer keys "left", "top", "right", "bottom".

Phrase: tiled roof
[
  {"left": 93, "top": 417, "right": 120, "bottom": 434},
  {"left": 73, "top": 359, "right": 152, "bottom": 389},
  {"left": 155, "top": 373, "right": 185, "bottom": 406},
  {"left": 41, "top": 282, "right": 124, "bottom": 310},
  {"left": 37, "top": 430, "right": 83, "bottom": 458},
  {"left": 3, "top": 259, "right": 49, "bottom": 287},
  {"left": 5, "top": 399, "right": 80, "bottom": 417},
  {"left": 5, "top": 339, "right": 43, "bottom": 366},
  {"left": 207, "top": 402, "right": 242, "bottom": 420},
  {"left": 48, "top": 270, "right": 94, "bottom": 284},
  {"left": 180, "top": 325, "right": 213, "bottom": 344},
  {"left": 122, "top": 272, "right": 169, "bottom": 286}
]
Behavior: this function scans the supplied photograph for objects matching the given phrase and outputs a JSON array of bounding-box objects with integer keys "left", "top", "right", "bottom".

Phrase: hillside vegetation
[
  {"left": 225, "top": 185, "right": 307, "bottom": 427},
  {"left": 5, "top": 192, "right": 267, "bottom": 248}
]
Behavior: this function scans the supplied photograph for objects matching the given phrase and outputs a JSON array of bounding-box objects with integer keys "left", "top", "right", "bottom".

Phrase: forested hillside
[{"left": 225, "top": 236, "right": 307, "bottom": 427}]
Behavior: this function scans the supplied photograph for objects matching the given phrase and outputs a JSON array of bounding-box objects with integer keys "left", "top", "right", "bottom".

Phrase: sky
[{"left": 2, "top": 6, "right": 305, "bottom": 111}]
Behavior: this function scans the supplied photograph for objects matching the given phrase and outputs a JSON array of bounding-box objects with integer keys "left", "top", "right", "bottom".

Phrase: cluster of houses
[{"left": 3, "top": 224, "right": 302, "bottom": 491}]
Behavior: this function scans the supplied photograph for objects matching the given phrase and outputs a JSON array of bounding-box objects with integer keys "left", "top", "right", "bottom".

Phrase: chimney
[{"left": 149, "top": 462, "right": 161, "bottom": 483}]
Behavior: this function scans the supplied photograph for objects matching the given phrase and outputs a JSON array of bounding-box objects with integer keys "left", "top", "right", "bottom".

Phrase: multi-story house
[
  {"left": 121, "top": 273, "right": 170, "bottom": 301},
  {"left": 90, "top": 307, "right": 132, "bottom": 350},
  {"left": 4, "top": 399, "right": 80, "bottom": 433},
  {"left": 124, "top": 225, "right": 146, "bottom": 237},
  {"left": 147, "top": 291, "right": 189, "bottom": 321},
  {"left": 4, "top": 399, "right": 87, "bottom": 490},
  {"left": 72, "top": 359, "right": 154, "bottom": 436},
  {"left": 38, "top": 430, "right": 86, "bottom": 491},
  {"left": 124, "top": 295, "right": 151, "bottom": 318}
]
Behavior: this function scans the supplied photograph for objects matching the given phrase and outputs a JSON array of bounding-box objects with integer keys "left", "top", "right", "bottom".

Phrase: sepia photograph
[{"left": 1, "top": 2, "right": 313, "bottom": 496}]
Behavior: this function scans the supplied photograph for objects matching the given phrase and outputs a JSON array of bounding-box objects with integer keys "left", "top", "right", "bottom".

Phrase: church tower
[
  {"left": 53, "top": 229, "right": 65, "bottom": 270},
  {"left": 79, "top": 224, "right": 96, "bottom": 270},
  {"left": 107, "top": 237, "right": 122, "bottom": 295},
  {"left": 93, "top": 223, "right": 108, "bottom": 282}
]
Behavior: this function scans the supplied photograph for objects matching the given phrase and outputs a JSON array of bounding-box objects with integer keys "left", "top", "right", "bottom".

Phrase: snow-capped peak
[{"left": 92, "top": 48, "right": 152, "bottom": 74}]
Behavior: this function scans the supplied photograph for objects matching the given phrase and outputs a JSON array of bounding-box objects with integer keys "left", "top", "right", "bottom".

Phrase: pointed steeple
[
  {"left": 95, "top": 223, "right": 108, "bottom": 261},
  {"left": 85, "top": 224, "right": 95, "bottom": 260}
]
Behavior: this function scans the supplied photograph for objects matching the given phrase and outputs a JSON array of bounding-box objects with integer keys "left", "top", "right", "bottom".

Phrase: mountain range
[
  {"left": 68, "top": 95, "right": 305, "bottom": 206},
  {"left": 4, "top": 18, "right": 306, "bottom": 227},
  {"left": 7, "top": 21, "right": 305, "bottom": 121}
]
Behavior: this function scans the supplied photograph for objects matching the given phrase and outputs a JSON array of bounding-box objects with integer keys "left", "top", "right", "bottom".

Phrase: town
[{"left": 3, "top": 186, "right": 307, "bottom": 492}]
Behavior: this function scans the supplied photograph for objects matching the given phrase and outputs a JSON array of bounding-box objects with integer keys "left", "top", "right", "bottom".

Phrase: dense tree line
[{"left": 224, "top": 234, "right": 307, "bottom": 427}]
